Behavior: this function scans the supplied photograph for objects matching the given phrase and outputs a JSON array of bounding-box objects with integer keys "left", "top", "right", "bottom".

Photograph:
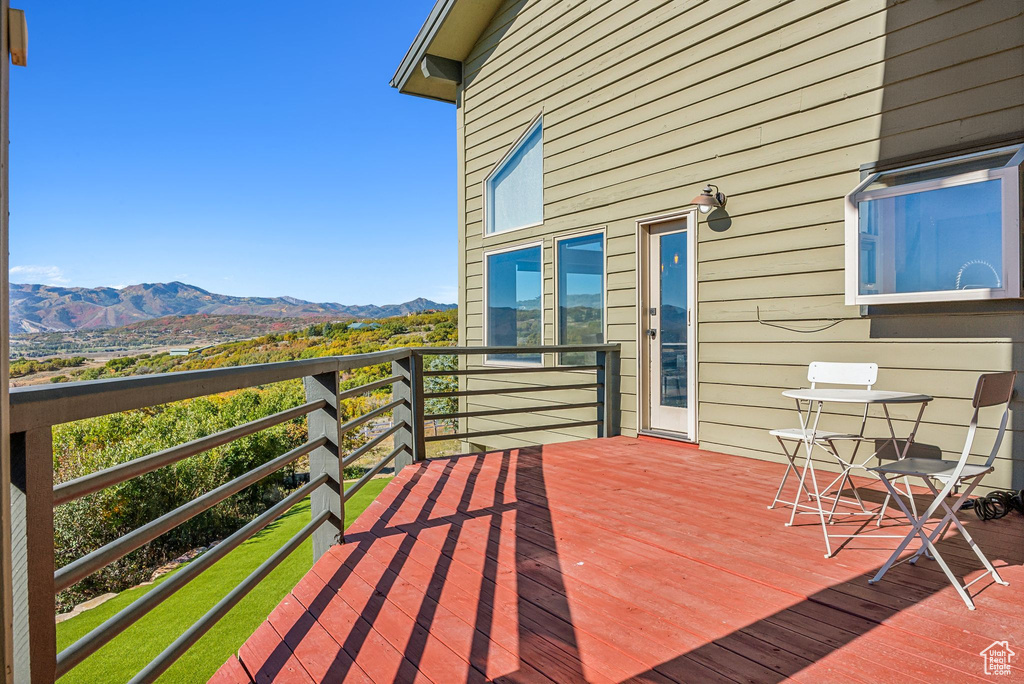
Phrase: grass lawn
[{"left": 56, "top": 477, "right": 392, "bottom": 683}]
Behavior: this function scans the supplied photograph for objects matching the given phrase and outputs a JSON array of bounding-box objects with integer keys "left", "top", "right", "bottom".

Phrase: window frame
[
  {"left": 553, "top": 228, "right": 607, "bottom": 367},
  {"left": 844, "top": 145, "right": 1024, "bottom": 306},
  {"left": 481, "top": 240, "right": 545, "bottom": 367},
  {"left": 483, "top": 113, "right": 544, "bottom": 237}
]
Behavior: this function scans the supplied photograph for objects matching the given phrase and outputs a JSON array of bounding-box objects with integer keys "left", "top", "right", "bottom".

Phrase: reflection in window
[
  {"left": 557, "top": 234, "right": 604, "bottom": 365},
  {"left": 858, "top": 180, "right": 1003, "bottom": 295},
  {"left": 659, "top": 231, "right": 687, "bottom": 409},
  {"left": 846, "top": 145, "right": 1022, "bottom": 304},
  {"left": 486, "top": 246, "right": 542, "bottom": 364},
  {"left": 486, "top": 119, "right": 543, "bottom": 234}
]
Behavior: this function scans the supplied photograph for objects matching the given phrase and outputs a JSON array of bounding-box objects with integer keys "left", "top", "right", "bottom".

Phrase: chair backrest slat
[
  {"left": 973, "top": 371, "right": 1016, "bottom": 408},
  {"left": 807, "top": 362, "right": 877, "bottom": 388}
]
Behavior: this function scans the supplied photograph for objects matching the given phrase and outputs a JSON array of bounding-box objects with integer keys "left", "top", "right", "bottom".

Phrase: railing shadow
[
  {"left": 243, "top": 443, "right": 590, "bottom": 682},
  {"left": 236, "top": 441, "right": 1022, "bottom": 682},
  {"left": 247, "top": 450, "right": 447, "bottom": 681}
]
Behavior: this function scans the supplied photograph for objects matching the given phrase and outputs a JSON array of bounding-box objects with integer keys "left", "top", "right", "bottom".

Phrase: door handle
[{"left": 646, "top": 328, "right": 657, "bottom": 339}]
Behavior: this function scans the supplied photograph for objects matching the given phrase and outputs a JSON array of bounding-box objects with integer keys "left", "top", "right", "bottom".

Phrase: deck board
[{"left": 214, "top": 437, "right": 1023, "bottom": 683}]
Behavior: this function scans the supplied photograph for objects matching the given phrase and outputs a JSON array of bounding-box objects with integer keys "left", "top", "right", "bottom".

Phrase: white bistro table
[{"left": 781, "top": 388, "right": 933, "bottom": 557}]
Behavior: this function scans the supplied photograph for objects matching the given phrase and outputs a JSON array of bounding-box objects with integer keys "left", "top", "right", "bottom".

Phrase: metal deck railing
[{"left": 7, "top": 343, "right": 620, "bottom": 682}]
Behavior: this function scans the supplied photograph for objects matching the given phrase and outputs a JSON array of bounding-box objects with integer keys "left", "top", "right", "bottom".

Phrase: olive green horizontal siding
[{"left": 454, "top": 0, "right": 1024, "bottom": 489}]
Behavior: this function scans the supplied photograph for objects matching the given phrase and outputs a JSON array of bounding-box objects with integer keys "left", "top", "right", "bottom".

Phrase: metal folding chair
[
  {"left": 768, "top": 362, "right": 877, "bottom": 517},
  {"left": 868, "top": 371, "right": 1016, "bottom": 610}
]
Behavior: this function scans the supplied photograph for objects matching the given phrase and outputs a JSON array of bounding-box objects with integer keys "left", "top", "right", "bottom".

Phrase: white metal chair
[
  {"left": 768, "top": 362, "right": 877, "bottom": 517},
  {"left": 867, "top": 371, "right": 1016, "bottom": 609}
]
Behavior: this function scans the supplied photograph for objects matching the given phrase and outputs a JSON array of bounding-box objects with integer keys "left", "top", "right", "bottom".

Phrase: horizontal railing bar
[
  {"left": 333, "top": 348, "right": 414, "bottom": 372},
  {"left": 9, "top": 345, "right": 620, "bottom": 432},
  {"left": 337, "top": 374, "right": 402, "bottom": 402},
  {"left": 338, "top": 398, "right": 405, "bottom": 438},
  {"left": 53, "top": 400, "right": 326, "bottom": 506},
  {"left": 415, "top": 344, "right": 618, "bottom": 356},
  {"left": 344, "top": 444, "right": 404, "bottom": 502},
  {"left": 128, "top": 508, "right": 331, "bottom": 684},
  {"left": 55, "top": 473, "right": 330, "bottom": 677},
  {"left": 425, "top": 382, "right": 600, "bottom": 399},
  {"left": 426, "top": 401, "right": 600, "bottom": 421},
  {"left": 341, "top": 422, "right": 404, "bottom": 469},
  {"left": 9, "top": 348, "right": 415, "bottom": 433},
  {"left": 426, "top": 420, "right": 602, "bottom": 443},
  {"left": 423, "top": 365, "right": 600, "bottom": 376},
  {"left": 54, "top": 436, "right": 326, "bottom": 593}
]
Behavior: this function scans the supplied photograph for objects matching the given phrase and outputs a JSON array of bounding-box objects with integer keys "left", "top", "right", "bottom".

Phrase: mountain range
[{"left": 10, "top": 282, "right": 454, "bottom": 332}]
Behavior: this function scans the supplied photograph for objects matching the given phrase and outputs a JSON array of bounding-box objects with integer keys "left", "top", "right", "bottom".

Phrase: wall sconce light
[{"left": 692, "top": 183, "right": 727, "bottom": 214}]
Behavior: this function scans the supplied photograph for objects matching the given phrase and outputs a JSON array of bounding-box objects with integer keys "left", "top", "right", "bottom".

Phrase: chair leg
[
  {"left": 869, "top": 476, "right": 925, "bottom": 583},
  {"left": 882, "top": 404, "right": 920, "bottom": 520},
  {"left": 917, "top": 523, "right": 977, "bottom": 610},
  {"left": 869, "top": 474, "right": 1004, "bottom": 610},
  {"left": 910, "top": 479, "right": 953, "bottom": 564},
  {"left": 919, "top": 478, "right": 1008, "bottom": 587},
  {"left": 826, "top": 469, "right": 853, "bottom": 524},
  {"left": 822, "top": 441, "right": 871, "bottom": 521},
  {"left": 902, "top": 475, "right": 919, "bottom": 519},
  {"left": 769, "top": 437, "right": 803, "bottom": 510},
  {"left": 846, "top": 467, "right": 869, "bottom": 513},
  {"left": 787, "top": 446, "right": 815, "bottom": 528},
  {"left": 874, "top": 454, "right": 893, "bottom": 527},
  {"left": 804, "top": 453, "right": 833, "bottom": 558}
]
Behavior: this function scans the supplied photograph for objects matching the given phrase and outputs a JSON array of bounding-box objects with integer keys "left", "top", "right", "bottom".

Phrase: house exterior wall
[{"left": 455, "top": 0, "right": 1024, "bottom": 492}]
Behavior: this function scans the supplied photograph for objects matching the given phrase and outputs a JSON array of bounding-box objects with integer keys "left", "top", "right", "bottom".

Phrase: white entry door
[{"left": 642, "top": 217, "right": 696, "bottom": 439}]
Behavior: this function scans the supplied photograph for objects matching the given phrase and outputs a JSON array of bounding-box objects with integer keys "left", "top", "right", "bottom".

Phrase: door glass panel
[{"left": 659, "top": 231, "right": 687, "bottom": 408}]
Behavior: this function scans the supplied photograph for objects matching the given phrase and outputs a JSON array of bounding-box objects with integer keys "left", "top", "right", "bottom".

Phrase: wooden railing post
[
  {"left": 597, "top": 349, "right": 621, "bottom": 438},
  {"left": 392, "top": 353, "right": 425, "bottom": 474},
  {"left": 10, "top": 428, "right": 55, "bottom": 683},
  {"left": 304, "top": 372, "right": 342, "bottom": 560}
]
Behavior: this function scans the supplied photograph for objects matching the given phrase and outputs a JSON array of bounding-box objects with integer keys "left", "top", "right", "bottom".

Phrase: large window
[
  {"left": 485, "top": 244, "right": 542, "bottom": 364},
  {"left": 556, "top": 232, "right": 604, "bottom": 365},
  {"left": 845, "top": 146, "right": 1023, "bottom": 305},
  {"left": 485, "top": 117, "right": 543, "bottom": 235}
]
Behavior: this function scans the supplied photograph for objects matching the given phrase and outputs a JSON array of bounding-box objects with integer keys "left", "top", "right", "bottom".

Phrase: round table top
[{"left": 782, "top": 388, "right": 933, "bottom": 404}]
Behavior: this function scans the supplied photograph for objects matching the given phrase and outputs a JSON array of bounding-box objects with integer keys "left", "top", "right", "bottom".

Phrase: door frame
[{"left": 635, "top": 208, "right": 698, "bottom": 442}]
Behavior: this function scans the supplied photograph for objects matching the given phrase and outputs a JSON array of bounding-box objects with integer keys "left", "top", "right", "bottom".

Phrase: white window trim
[
  {"left": 483, "top": 112, "right": 544, "bottom": 238},
  {"left": 844, "top": 145, "right": 1024, "bottom": 306},
  {"left": 482, "top": 240, "right": 545, "bottom": 367},
  {"left": 553, "top": 228, "right": 607, "bottom": 367}
]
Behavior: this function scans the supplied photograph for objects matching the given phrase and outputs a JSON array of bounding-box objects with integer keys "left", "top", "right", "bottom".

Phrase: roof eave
[{"left": 390, "top": 0, "right": 459, "bottom": 103}]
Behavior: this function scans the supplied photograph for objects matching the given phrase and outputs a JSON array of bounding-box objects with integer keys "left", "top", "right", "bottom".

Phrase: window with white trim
[
  {"left": 845, "top": 146, "right": 1023, "bottom": 305},
  {"left": 556, "top": 232, "right": 604, "bottom": 365},
  {"left": 485, "top": 244, "right": 542, "bottom": 364},
  {"left": 485, "top": 117, "right": 543, "bottom": 235}
]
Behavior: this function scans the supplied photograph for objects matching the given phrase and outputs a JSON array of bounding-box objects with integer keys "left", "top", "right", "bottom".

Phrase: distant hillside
[
  {"left": 10, "top": 281, "right": 454, "bottom": 332},
  {"left": 11, "top": 314, "right": 335, "bottom": 358},
  {"left": 117, "top": 313, "right": 333, "bottom": 336}
]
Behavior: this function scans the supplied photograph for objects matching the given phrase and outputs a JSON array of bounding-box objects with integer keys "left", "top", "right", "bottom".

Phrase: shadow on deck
[{"left": 212, "top": 436, "right": 1023, "bottom": 683}]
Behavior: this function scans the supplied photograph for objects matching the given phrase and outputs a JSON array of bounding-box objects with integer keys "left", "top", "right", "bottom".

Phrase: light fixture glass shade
[{"left": 691, "top": 184, "right": 726, "bottom": 213}]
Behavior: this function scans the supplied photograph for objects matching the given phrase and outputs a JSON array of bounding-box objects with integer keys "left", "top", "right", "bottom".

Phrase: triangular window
[{"left": 485, "top": 116, "right": 543, "bottom": 235}]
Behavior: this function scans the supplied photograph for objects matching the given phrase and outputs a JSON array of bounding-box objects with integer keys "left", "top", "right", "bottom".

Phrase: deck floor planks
[
  {"left": 346, "top": 451, "right": 980, "bottom": 683},
  {"left": 265, "top": 593, "right": 374, "bottom": 684},
  {"left": 387, "top": 440, "right": 1011, "bottom": 675},
  {"left": 215, "top": 437, "right": 1022, "bottom": 683}
]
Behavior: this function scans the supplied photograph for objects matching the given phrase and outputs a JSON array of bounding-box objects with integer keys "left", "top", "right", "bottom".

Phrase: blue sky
[{"left": 9, "top": 1, "right": 457, "bottom": 305}]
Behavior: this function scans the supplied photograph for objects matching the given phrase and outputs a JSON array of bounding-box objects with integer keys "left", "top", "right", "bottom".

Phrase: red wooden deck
[{"left": 211, "top": 436, "right": 1023, "bottom": 683}]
